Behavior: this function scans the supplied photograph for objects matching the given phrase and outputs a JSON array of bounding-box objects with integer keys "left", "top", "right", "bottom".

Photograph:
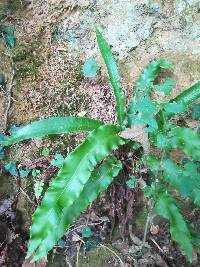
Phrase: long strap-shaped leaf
[
  {"left": 96, "top": 29, "right": 127, "bottom": 126},
  {"left": 28, "top": 157, "right": 122, "bottom": 261},
  {"left": 26, "top": 125, "right": 125, "bottom": 261},
  {"left": 0, "top": 117, "right": 104, "bottom": 146},
  {"left": 172, "top": 81, "right": 200, "bottom": 106}
]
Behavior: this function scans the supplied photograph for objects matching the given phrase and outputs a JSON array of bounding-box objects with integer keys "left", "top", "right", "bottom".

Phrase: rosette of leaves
[{"left": 0, "top": 29, "right": 200, "bottom": 262}]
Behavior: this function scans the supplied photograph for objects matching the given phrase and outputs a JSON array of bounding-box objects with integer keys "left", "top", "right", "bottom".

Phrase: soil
[{"left": 0, "top": 0, "right": 200, "bottom": 266}]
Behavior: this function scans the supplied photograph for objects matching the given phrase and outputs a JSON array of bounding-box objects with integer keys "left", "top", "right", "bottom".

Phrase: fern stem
[
  {"left": 76, "top": 244, "right": 81, "bottom": 267},
  {"left": 143, "top": 149, "right": 165, "bottom": 243},
  {"left": 143, "top": 199, "right": 154, "bottom": 243}
]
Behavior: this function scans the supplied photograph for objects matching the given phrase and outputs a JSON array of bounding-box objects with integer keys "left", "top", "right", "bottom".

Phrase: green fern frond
[
  {"left": 0, "top": 117, "right": 104, "bottom": 146},
  {"left": 154, "top": 78, "right": 175, "bottom": 95},
  {"left": 128, "top": 59, "right": 173, "bottom": 131},
  {"left": 96, "top": 29, "right": 127, "bottom": 126},
  {"left": 146, "top": 155, "right": 200, "bottom": 207},
  {"left": 135, "top": 59, "right": 174, "bottom": 93},
  {"left": 26, "top": 125, "right": 125, "bottom": 261},
  {"left": 154, "top": 187, "right": 193, "bottom": 262},
  {"left": 155, "top": 81, "right": 200, "bottom": 131},
  {"left": 161, "top": 158, "right": 200, "bottom": 207},
  {"left": 169, "top": 127, "right": 200, "bottom": 161},
  {"left": 173, "top": 81, "right": 200, "bottom": 107},
  {"left": 53, "top": 157, "right": 121, "bottom": 259}
]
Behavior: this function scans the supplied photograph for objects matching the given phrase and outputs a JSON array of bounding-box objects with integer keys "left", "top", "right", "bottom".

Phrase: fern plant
[{"left": 1, "top": 29, "right": 200, "bottom": 262}]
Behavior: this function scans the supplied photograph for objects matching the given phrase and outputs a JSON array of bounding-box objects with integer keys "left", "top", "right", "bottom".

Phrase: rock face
[
  {"left": 57, "top": 0, "right": 200, "bottom": 59},
  {"left": 56, "top": 0, "right": 200, "bottom": 101},
  {"left": 59, "top": 0, "right": 155, "bottom": 59}
]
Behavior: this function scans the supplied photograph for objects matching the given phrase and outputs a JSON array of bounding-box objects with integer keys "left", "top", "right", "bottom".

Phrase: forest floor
[{"left": 0, "top": 0, "right": 200, "bottom": 266}]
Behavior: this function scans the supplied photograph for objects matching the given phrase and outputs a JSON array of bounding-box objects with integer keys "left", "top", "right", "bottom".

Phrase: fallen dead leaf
[
  {"left": 150, "top": 224, "right": 160, "bottom": 235},
  {"left": 119, "top": 124, "right": 150, "bottom": 153}
]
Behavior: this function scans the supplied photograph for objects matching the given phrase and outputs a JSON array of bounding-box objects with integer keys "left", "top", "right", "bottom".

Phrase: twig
[
  {"left": 76, "top": 244, "right": 81, "bottom": 267},
  {"left": 99, "top": 244, "right": 124, "bottom": 267},
  {"left": 150, "top": 237, "right": 163, "bottom": 253},
  {"left": 19, "top": 186, "right": 37, "bottom": 207},
  {"left": 68, "top": 218, "right": 109, "bottom": 233},
  {"left": 13, "top": 176, "right": 36, "bottom": 206},
  {"left": 0, "top": 90, "right": 16, "bottom": 102}
]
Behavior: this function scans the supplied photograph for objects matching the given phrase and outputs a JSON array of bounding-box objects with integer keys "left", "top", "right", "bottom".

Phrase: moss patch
[
  {"left": 0, "top": 175, "right": 14, "bottom": 196},
  {"left": 12, "top": 42, "right": 43, "bottom": 79},
  {"left": 0, "top": 0, "right": 24, "bottom": 19},
  {"left": 78, "top": 246, "right": 115, "bottom": 267}
]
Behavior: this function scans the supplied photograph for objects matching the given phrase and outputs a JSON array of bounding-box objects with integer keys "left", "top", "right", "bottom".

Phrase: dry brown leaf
[
  {"left": 119, "top": 124, "right": 150, "bottom": 153},
  {"left": 150, "top": 224, "right": 160, "bottom": 235}
]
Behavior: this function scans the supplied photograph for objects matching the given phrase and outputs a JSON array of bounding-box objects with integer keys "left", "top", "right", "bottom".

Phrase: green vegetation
[
  {"left": 1, "top": 29, "right": 200, "bottom": 263},
  {"left": 0, "top": 0, "right": 23, "bottom": 20},
  {"left": 83, "top": 58, "right": 100, "bottom": 78},
  {"left": 0, "top": 25, "right": 15, "bottom": 48},
  {"left": 12, "top": 43, "right": 43, "bottom": 78}
]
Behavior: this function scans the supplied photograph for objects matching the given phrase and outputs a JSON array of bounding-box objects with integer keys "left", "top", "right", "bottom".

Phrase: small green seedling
[
  {"left": 5, "top": 161, "right": 18, "bottom": 176},
  {"left": 50, "top": 153, "right": 64, "bottom": 168},
  {"left": 31, "top": 169, "right": 41, "bottom": 178},
  {"left": 82, "top": 226, "right": 93, "bottom": 238},
  {"left": 126, "top": 176, "right": 138, "bottom": 189},
  {"left": 83, "top": 58, "right": 100, "bottom": 78},
  {"left": 41, "top": 148, "right": 50, "bottom": 157}
]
